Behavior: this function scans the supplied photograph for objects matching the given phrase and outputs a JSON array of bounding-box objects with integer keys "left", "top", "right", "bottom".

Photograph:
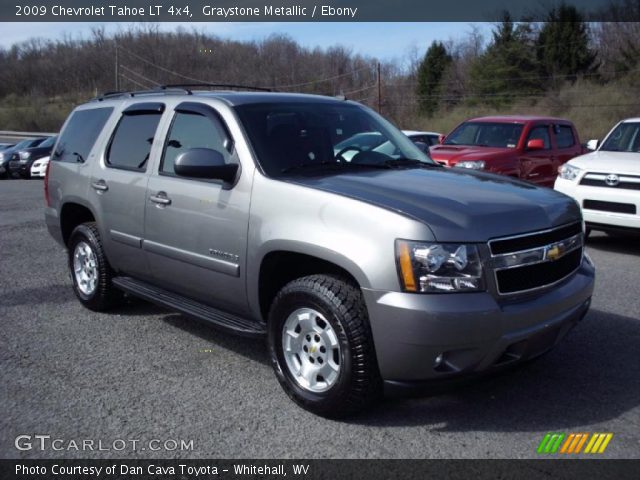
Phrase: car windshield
[
  {"left": 600, "top": 122, "right": 640, "bottom": 153},
  {"left": 38, "top": 136, "right": 56, "bottom": 148},
  {"left": 444, "top": 122, "right": 523, "bottom": 148},
  {"left": 235, "top": 102, "right": 435, "bottom": 176}
]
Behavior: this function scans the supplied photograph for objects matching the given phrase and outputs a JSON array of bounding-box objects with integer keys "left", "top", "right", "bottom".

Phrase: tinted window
[
  {"left": 161, "top": 112, "right": 231, "bottom": 175},
  {"left": 38, "top": 136, "right": 57, "bottom": 148},
  {"left": 527, "top": 126, "right": 551, "bottom": 149},
  {"left": 555, "top": 125, "right": 575, "bottom": 148},
  {"left": 53, "top": 108, "right": 113, "bottom": 163},
  {"left": 444, "top": 122, "right": 523, "bottom": 148},
  {"left": 107, "top": 113, "right": 162, "bottom": 171}
]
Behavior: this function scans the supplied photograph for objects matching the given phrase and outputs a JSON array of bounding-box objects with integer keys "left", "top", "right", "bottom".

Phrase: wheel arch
[
  {"left": 254, "top": 244, "right": 369, "bottom": 323},
  {"left": 60, "top": 201, "right": 97, "bottom": 247}
]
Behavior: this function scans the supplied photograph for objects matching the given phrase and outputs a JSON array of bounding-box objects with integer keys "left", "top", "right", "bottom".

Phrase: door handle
[
  {"left": 149, "top": 192, "right": 172, "bottom": 206},
  {"left": 91, "top": 180, "right": 108, "bottom": 192}
]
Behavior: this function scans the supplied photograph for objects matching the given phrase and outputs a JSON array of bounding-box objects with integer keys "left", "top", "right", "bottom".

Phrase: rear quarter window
[{"left": 53, "top": 108, "right": 113, "bottom": 163}]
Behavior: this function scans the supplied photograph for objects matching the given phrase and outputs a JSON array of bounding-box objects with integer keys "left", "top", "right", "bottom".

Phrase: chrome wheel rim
[
  {"left": 73, "top": 241, "right": 98, "bottom": 296},
  {"left": 282, "top": 308, "right": 341, "bottom": 393}
]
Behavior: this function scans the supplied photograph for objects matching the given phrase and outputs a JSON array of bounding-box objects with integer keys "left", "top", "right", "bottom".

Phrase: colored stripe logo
[{"left": 537, "top": 433, "right": 613, "bottom": 454}]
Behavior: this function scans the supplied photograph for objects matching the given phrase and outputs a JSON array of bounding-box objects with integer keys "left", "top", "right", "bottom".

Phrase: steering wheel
[{"left": 335, "top": 146, "right": 362, "bottom": 162}]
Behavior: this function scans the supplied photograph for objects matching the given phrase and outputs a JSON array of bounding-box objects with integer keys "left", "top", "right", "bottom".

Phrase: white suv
[{"left": 555, "top": 118, "right": 640, "bottom": 235}]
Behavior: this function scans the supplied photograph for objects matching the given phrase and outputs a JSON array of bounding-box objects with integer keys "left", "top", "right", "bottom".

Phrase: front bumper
[
  {"left": 8, "top": 160, "right": 30, "bottom": 176},
  {"left": 555, "top": 177, "right": 640, "bottom": 231},
  {"left": 362, "top": 256, "right": 595, "bottom": 390}
]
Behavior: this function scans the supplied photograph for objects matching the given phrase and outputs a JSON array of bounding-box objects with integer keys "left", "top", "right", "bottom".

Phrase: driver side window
[
  {"left": 161, "top": 111, "right": 231, "bottom": 175},
  {"left": 527, "top": 125, "right": 551, "bottom": 149}
]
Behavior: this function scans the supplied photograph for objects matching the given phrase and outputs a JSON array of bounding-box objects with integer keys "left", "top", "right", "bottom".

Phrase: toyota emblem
[{"left": 605, "top": 174, "right": 620, "bottom": 187}]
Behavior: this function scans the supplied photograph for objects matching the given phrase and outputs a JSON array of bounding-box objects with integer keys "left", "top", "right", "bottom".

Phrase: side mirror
[
  {"left": 586, "top": 139, "right": 599, "bottom": 151},
  {"left": 174, "top": 148, "right": 239, "bottom": 184},
  {"left": 438, "top": 134, "right": 446, "bottom": 145},
  {"left": 527, "top": 138, "right": 545, "bottom": 150}
]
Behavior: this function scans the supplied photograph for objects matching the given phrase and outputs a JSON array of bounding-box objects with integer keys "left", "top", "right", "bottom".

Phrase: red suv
[{"left": 430, "top": 116, "right": 585, "bottom": 187}]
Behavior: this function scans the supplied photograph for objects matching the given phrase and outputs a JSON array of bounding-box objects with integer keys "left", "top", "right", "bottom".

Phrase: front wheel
[
  {"left": 268, "top": 275, "right": 381, "bottom": 418},
  {"left": 68, "top": 222, "right": 123, "bottom": 311}
]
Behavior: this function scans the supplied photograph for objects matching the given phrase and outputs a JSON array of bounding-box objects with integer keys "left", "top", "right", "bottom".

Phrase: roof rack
[
  {"left": 160, "top": 83, "right": 273, "bottom": 92},
  {"left": 91, "top": 83, "right": 272, "bottom": 102},
  {"left": 92, "top": 87, "right": 192, "bottom": 102}
]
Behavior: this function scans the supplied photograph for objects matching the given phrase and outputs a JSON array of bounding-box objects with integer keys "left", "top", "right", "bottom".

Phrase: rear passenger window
[
  {"left": 161, "top": 112, "right": 232, "bottom": 175},
  {"left": 53, "top": 108, "right": 113, "bottom": 163},
  {"left": 107, "top": 113, "right": 162, "bottom": 171},
  {"left": 527, "top": 126, "right": 551, "bottom": 149},
  {"left": 555, "top": 125, "right": 576, "bottom": 148}
]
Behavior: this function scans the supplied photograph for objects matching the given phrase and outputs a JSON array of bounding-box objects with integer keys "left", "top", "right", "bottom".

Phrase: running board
[{"left": 112, "top": 276, "right": 266, "bottom": 338}]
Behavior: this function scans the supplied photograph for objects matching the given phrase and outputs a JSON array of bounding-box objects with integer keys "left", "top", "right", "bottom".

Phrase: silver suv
[{"left": 45, "top": 86, "right": 595, "bottom": 417}]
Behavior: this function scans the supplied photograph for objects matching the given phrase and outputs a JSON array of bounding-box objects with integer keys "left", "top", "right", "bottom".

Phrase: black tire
[
  {"left": 268, "top": 274, "right": 382, "bottom": 418},
  {"left": 68, "top": 222, "right": 123, "bottom": 311}
]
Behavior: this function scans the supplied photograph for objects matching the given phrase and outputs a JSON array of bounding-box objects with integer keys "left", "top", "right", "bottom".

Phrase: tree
[
  {"left": 537, "top": 5, "right": 597, "bottom": 84},
  {"left": 416, "top": 41, "right": 451, "bottom": 117},
  {"left": 467, "top": 13, "right": 542, "bottom": 107}
]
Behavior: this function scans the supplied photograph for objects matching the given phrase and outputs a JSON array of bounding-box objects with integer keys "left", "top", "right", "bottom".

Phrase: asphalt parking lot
[{"left": 1, "top": 179, "right": 639, "bottom": 459}]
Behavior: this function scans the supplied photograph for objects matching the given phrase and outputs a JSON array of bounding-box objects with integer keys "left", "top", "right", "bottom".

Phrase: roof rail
[
  {"left": 160, "top": 83, "right": 273, "bottom": 92},
  {"left": 92, "top": 87, "right": 192, "bottom": 102}
]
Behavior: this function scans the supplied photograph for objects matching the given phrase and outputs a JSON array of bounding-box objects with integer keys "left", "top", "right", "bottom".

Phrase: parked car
[
  {"left": 0, "top": 143, "right": 15, "bottom": 150},
  {"left": 9, "top": 135, "right": 56, "bottom": 178},
  {"left": 45, "top": 89, "right": 594, "bottom": 417},
  {"left": 30, "top": 155, "right": 50, "bottom": 178},
  {"left": 403, "top": 130, "right": 442, "bottom": 147},
  {"left": 0, "top": 138, "right": 46, "bottom": 179},
  {"left": 430, "top": 116, "right": 585, "bottom": 187},
  {"left": 555, "top": 117, "right": 640, "bottom": 235}
]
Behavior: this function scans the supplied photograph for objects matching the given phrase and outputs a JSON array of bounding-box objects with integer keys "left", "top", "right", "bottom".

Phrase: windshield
[
  {"left": 235, "top": 102, "right": 434, "bottom": 176},
  {"left": 444, "top": 122, "right": 523, "bottom": 148},
  {"left": 600, "top": 122, "right": 640, "bottom": 152},
  {"left": 39, "top": 136, "right": 56, "bottom": 148}
]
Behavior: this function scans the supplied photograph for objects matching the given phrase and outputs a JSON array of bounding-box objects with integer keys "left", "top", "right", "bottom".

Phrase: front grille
[
  {"left": 496, "top": 248, "right": 582, "bottom": 294},
  {"left": 489, "top": 222, "right": 582, "bottom": 255},
  {"left": 580, "top": 173, "right": 640, "bottom": 191},
  {"left": 583, "top": 199, "right": 636, "bottom": 214},
  {"left": 490, "top": 222, "right": 583, "bottom": 295}
]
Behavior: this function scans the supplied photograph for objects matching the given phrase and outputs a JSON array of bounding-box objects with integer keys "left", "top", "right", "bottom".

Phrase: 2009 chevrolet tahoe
[{"left": 45, "top": 87, "right": 595, "bottom": 417}]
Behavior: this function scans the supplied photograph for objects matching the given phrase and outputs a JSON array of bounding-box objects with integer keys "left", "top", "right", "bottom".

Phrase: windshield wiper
[{"left": 384, "top": 158, "right": 441, "bottom": 169}]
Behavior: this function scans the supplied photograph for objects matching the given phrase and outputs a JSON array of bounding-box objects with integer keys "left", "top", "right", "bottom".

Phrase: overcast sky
[{"left": 0, "top": 22, "right": 492, "bottom": 60}]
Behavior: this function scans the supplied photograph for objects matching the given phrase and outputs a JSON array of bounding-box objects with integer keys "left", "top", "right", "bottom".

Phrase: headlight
[
  {"left": 455, "top": 160, "right": 485, "bottom": 170},
  {"left": 19, "top": 151, "right": 31, "bottom": 160},
  {"left": 0, "top": 153, "right": 4, "bottom": 161},
  {"left": 396, "top": 240, "right": 484, "bottom": 293},
  {"left": 558, "top": 163, "right": 581, "bottom": 181}
]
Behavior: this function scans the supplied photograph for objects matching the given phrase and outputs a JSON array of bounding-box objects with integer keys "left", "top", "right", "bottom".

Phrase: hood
[
  {"left": 288, "top": 168, "right": 580, "bottom": 242},
  {"left": 430, "top": 145, "right": 514, "bottom": 165},
  {"left": 569, "top": 150, "right": 640, "bottom": 175}
]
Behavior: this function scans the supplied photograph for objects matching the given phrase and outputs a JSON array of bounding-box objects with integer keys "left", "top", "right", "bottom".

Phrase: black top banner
[{"left": 4, "top": 0, "right": 637, "bottom": 22}]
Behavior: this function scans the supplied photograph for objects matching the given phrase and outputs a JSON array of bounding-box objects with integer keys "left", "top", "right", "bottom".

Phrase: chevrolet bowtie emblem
[{"left": 546, "top": 245, "right": 563, "bottom": 261}]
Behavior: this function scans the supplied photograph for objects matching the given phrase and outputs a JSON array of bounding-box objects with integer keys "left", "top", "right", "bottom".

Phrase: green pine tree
[{"left": 416, "top": 41, "right": 452, "bottom": 117}]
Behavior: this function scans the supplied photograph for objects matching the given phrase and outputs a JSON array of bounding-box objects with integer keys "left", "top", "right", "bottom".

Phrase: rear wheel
[
  {"left": 68, "top": 222, "right": 123, "bottom": 311},
  {"left": 268, "top": 274, "right": 382, "bottom": 418}
]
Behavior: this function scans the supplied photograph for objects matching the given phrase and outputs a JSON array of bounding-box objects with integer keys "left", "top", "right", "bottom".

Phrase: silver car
[{"left": 45, "top": 88, "right": 595, "bottom": 417}]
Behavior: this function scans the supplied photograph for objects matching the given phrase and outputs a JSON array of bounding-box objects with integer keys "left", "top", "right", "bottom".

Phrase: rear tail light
[{"left": 44, "top": 160, "right": 52, "bottom": 207}]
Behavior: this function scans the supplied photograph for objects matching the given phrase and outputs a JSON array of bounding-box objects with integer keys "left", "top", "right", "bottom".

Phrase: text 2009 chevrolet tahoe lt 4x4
[{"left": 45, "top": 88, "right": 595, "bottom": 417}]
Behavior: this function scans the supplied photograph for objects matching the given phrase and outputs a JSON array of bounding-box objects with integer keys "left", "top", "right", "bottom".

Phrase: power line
[
  {"left": 271, "top": 65, "right": 376, "bottom": 89},
  {"left": 118, "top": 44, "right": 214, "bottom": 84},
  {"left": 120, "top": 64, "right": 160, "bottom": 87},
  {"left": 118, "top": 73, "right": 148, "bottom": 90}
]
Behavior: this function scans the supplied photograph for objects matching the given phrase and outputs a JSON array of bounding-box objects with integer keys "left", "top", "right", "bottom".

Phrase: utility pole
[
  {"left": 115, "top": 41, "right": 120, "bottom": 91},
  {"left": 376, "top": 62, "right": 381, "bottom": 114}
]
